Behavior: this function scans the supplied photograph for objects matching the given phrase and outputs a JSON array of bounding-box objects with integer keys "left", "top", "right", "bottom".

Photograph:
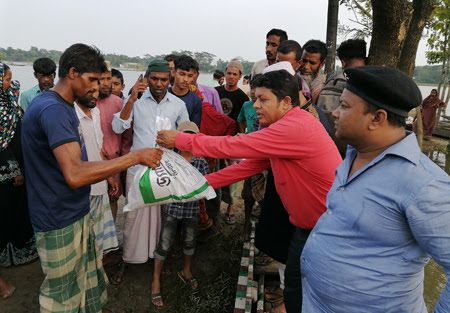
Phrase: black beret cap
[{"left": 343, "top": 65, "right": 422, "bottom": 117}]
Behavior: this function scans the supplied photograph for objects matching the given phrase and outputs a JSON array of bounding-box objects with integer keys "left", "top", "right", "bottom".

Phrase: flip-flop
[
  {"left": 151, "top": 293, "right": 164, "bottom": 307},
  {"left": 177, "top": 271, "right": 198, "bottom": 292},
  {"left": 224, "top": 212, "right": 236, "bottom": 224}
]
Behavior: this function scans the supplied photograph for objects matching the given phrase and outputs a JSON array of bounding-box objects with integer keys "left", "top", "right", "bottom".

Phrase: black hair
[
  {"left": 243, "top": 75, "right": 250, "bottom": 80},
  {"left": 336, "top": 39, "right": 367, "bottom": 62},
  {"left": 364, "top": 101, "right": 406, "bottom": 128},
  {"left": 277, "top": 40, "right": 303, "bottom": 61},
  {"left": 164, "top": 54, "right": 178, "bottom": 62},
  {"left": 267, "top": 29, "right": 288, "bottom": 43},
  {"left": 250, "top": 74, "right": 262, "bottom": 87},
  {"left": 33, "top": 57, "right": 56, "bottom": 75},
  {"left": 111, "top": 68, "right": 124, "bottom": 85},
  {"left": 253, "top": 70, "right": 299, "bottom": 107},
  {"left": 173, "top": 55, "right": 199, "bottom": 72},
  {"left": 3, "top": 63, "right": 10, "bottom": 72},
  {"left": 58, "top": 43, "right": 107, "bottom": 78},
  {"left": 303, "top": 40, "right": 328, "bottom": 62},
  {"left": 213, "top": 70, "right": 224, "bottom": 79}
]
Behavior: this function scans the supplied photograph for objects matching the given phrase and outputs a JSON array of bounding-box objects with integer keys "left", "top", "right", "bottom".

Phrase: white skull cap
[{"left": 262, "top": 61, "right": 295, "bottom": 76}]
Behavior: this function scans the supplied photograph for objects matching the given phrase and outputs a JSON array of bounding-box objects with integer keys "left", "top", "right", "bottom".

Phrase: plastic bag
[{"left": 124, "top": 148, "right": 217, "bottom": 212}]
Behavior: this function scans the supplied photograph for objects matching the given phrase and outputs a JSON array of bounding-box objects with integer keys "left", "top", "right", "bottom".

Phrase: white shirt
[
  {"left": 75, "top": 104, "right": 107, "bottom": 196},
  {"left": 112, "top": 88, "right": 189, "bottom": 175}
]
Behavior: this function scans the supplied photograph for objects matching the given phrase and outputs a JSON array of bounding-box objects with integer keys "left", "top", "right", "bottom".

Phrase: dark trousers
[{"left": 284, "top": 227, "right": 312, "bottom": 313}]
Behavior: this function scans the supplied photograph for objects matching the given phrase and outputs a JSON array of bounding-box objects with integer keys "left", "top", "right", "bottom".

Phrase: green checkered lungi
[{"left": 36, "top": 213, "right": 108, "bottom": 313}]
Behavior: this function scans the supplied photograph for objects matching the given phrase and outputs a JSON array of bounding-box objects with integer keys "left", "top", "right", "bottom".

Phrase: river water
[{"left": 7, "top": 65, "right": 448, "bottom": 312}]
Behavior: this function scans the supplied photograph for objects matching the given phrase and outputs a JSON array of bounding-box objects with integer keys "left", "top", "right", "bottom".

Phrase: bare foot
[
  {"left": 0, "top": 277, "right": 15, "bottom": 299},
  {"left": 272, "top": 301, "right": 287, "bottom": 313}
]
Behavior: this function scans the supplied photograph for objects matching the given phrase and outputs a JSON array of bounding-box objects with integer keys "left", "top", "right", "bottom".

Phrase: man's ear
[
  {"left": 368, "top": 109, "right": 388, "bottom": 130},
  {"left": 320, "top": 60, "right": 326, "bottom": 70},
  {"left": 68, "top": 67, "right": 77, "bottom": 80},
  {"left": 281, "top": 96, "right": 292, "bottom": 109}
]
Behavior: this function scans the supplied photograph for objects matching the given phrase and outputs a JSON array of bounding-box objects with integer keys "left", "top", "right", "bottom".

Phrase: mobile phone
[{"left": 137, "top": 74, "right": 144, "bottom": 99}]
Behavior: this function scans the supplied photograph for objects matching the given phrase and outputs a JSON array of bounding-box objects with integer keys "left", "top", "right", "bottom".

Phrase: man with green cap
[{"left": 111, "top": 59, "right": 189, "bottom": 283}]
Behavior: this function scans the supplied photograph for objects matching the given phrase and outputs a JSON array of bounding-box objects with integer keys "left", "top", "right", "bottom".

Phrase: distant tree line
[
  {"left": 0, "top": 46, "right": 445, "bottom": 84},
  {"left": 0, "top": 46, "right": 255, "bottom": 75}
]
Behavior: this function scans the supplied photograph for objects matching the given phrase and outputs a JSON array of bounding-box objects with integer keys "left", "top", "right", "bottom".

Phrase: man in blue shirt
[
  {"left": 301, "top": 66, "right": 450, "bottom": 313},
  {"left": 22, "top": 43, "right": 162, "bottom": 313},
  {"left": 19, "top": 57, "right": 56, "bottom": 111},
  {"left": 168, "top": 55, "right": 202, "bottom": 127}
]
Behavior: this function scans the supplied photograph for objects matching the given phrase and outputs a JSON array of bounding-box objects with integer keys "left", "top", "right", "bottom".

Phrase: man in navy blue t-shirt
[
  {"left": 168, "top": 55, "right": 202, "bottom": 127},
  {"left": 21, "top": 43, "right": 162, "bottom": 313}
]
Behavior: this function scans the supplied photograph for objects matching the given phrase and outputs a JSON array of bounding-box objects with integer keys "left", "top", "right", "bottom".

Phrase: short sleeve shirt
[{"left": 22, "top": 91, "right": 90, "bottom": 232}]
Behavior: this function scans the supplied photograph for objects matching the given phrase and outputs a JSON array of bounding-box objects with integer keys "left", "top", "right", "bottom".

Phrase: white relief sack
[{"left": 124, "top": 148, "right": 216, "bottom": 212}]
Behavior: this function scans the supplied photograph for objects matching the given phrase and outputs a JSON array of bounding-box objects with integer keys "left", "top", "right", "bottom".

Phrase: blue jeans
[
  {"left": 284, "top": 227, "right": 312, "bottom": 313},
  {"left": 154, "top": 211, "right": 198, "bottom": 260}
]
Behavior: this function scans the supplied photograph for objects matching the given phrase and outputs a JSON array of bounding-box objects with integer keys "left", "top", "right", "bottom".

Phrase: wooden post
[{"left": 325, "top": 0, "right": 339, "bottom": 79}]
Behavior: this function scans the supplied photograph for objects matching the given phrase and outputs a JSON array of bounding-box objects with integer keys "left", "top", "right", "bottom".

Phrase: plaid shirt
[{"left": 163, "top": 156, "right": 210, "bottom": 219}]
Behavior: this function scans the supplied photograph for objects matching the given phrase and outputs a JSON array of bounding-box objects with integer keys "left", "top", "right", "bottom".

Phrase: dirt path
[{"left": 1, "top": 182, "right": 245, "bottom": 313}]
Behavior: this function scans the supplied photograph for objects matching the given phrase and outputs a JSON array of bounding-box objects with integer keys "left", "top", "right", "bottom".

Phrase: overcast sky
[{"left": 4, "top": 0, "right": 430, "bottom": 66}]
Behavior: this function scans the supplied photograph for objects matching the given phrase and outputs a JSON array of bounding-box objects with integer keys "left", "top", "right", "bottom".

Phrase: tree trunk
[
  {"left": 325, "top": 0, "right": 339, "bottom": 79},
  {"left": 368, "top": 0, "right": 411, "bottom": 67},
  {"left": 368, "top": 0, "right": 436, "bottom": 150},
  {"left": 397, "top": 0, "right": 435, "bottom": 76}
]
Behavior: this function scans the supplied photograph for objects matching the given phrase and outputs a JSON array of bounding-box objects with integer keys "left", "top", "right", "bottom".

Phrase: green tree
[{"left": 426, "top": 0, "right": 450, "bottom": 111}]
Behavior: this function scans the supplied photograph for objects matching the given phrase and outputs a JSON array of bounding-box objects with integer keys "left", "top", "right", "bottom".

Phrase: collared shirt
[
  {"left": 175, "top": 106, "right": 342, "bottom": 229},
  {"left": 112, "top": 88, "right": 189, "bottom": 175},
  {"left": 301, "top": 133, "right": 450, "bottom": 313},
  {"left": 162, "top": 156, "right": 209, "bottom": 219},
  {"left": 19, "top": 84, "right": 41, "bottom": 111},
  {"left": 75, "top": 104, "right": 107, "bottom": 196},
  {"left": 96, "top": 94, "right": 125, "bottom": 158}
]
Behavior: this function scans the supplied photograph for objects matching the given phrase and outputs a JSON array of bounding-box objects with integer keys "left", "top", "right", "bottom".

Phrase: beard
[
  {"left": 301, "top": 70, "right": 319, "bottom": 85},
  {"left": 99, "top": 89, "right": 111, "bottom": 99},
  {"left": 77, "top": 96, "right": 97, "bottom": 109}
]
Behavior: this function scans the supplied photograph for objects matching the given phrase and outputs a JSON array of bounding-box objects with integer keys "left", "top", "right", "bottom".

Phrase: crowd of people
[{"left": 1, "top": 27, "right": 449, "bottom": 313}]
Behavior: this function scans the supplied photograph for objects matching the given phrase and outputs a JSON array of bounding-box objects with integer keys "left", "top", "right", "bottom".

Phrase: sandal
[
  {"left": 151, "top": 293, "right": 164, "bottom": 307},
  {"left": 224, "top": 212, "right": 236, "bottom": 224},
  {"left": 177, "top": 271, "right": 198, "bottom": 291},
  {"left": 109, "top": 261, "right": 127, "bottom": 285}
]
